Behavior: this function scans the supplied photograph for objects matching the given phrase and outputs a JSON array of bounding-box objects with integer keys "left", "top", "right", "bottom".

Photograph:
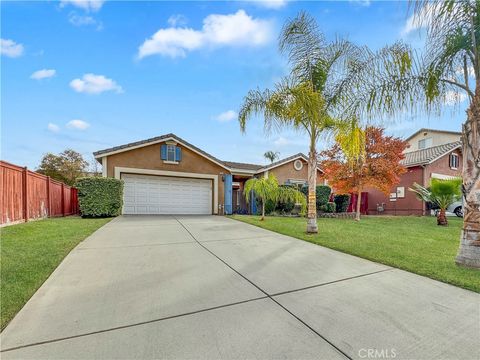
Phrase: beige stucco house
[{"left": 94, "top": 133, "right": 323, "bottom": 215}]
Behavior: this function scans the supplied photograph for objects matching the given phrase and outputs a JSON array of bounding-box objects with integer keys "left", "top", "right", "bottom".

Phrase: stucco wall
[
  {"left": 423, "top": 150, "right": 462, "bottom": 184},
  {"left": 266, "top": 159, "right": 324, "bottom": 185},
  {"left": 405, "top": 131, "right": 461, "bottom": 152},
  {"left": 366, "top": 150, "right": 463, "bottom": 216},
  {"left": 104, "top": 141, "right": 227, "bottom": 213},
  {"left": 366, "top": 166, "right": 424, "bottom": 216}
]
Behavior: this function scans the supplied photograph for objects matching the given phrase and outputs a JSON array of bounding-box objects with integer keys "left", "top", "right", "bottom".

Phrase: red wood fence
[{"left": 1, "top": 160, "right": 79, "bottom": 226}]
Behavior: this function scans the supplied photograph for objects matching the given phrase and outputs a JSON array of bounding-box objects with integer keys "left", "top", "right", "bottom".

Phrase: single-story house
[
  {"left": 94, "top": 133, "right": 323, "bottom": 215},
  {"left": 366, "top": 128, "right": 462, "bottom": 215}
]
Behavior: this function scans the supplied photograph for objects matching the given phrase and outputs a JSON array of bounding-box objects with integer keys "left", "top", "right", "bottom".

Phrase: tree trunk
[
  {"left": 355, "top": 188, "right": 362, "bottom": 221},
  {"left": 261, "top": 200, "right": 265, "bottom": 221},
  {"left": 456, "top": 80, "right": 480, "bottom": 268},
  {"left": 307, "top": 148, "right": 318, "bottom": 233},
  {"left": 437, "top": 208, "right": 448, "bottom": 226}
]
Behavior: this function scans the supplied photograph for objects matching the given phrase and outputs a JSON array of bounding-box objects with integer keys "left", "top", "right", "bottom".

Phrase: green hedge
[
  {"left": 334, "top": 194, "right": 351, "bottom": 213},
  {"left": 319, "top": 201, "right": 336, "bottom": 213},
  {"left": 301, "top": 185, "right": 332, "bottom": 210},
  {"left": 76, "top": 177, "right": 124, "bottom": 217}
]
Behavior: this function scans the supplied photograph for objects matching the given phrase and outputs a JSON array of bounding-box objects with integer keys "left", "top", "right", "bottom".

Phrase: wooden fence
[{"left": 1, "top": 160, "right": 79, "bottom": 226}]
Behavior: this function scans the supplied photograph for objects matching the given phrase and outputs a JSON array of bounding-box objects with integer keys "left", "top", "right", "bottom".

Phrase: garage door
[{"left": 122, "top": 174, "right": 212, "bottom": 215}]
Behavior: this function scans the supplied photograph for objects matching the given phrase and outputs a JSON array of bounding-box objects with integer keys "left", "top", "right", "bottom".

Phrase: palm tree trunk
[
  {"left": 437, "top": 208, "right": 448, "bottom": 226},
  {"left": 306, "top": 148, "right": 318, "bottom": 233},
  {"left": 261, "top": 200, "right": 265, "bottom": 221},
  {"left": 456, "top": 80, "right": 480, "bottom": 268},
  {"left": 355, "top": 188, "right": 362, "bottom": 221}
]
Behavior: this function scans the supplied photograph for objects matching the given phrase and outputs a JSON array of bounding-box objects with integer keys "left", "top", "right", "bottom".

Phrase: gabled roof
[
  {"left": 223, "top": 161, "right": 263, "bottom": 172},
  {"left": 93, "top": 133, "right": 312, "bottom": 174},
  {"left": 405, "top": 128, "right": 462, "bottom": 142},
  {"left": 401, "top": 141, "right": 461, "bottom": 167},
  {"left": 93, "top": 133, "right": 231, "bottom": 171},
  {"left": 256, "top": 153, "right": 310, "bottom": 173}
]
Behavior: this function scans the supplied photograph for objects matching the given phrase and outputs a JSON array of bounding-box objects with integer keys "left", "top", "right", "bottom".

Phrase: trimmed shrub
[
  {"left": 76, "top": 177, "right": 124, "bottom": 217},
  {"left": 316, "top": 186, "right": 331, "bottom": 208},
  {"left": 301, "top": 185, "right": 332, "bottom": 210},
  {"left": 334, "top": 194, "right": 350, "bottom": 213},
  {"left": 319, "top": 201, "right": 336, "bottom": 213}
]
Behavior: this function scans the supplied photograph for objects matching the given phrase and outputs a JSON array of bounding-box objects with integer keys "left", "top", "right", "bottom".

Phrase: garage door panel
[{"left": 122, "top": 174, "right": 212, "bottom": 215}]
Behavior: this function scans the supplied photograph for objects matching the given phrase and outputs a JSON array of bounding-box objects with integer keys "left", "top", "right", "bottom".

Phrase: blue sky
[{"left": 1, "top": 0, "right": 468, "bottom": 170}]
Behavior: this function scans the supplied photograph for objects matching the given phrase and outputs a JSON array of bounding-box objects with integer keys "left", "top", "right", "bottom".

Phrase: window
[
  {"left": 161, "top": 144, "right": 182, "bottom": 163},
  {"left": 449, "top": 153, "right": 459, "bottom": 169},
  {"left": 418, "top": 137, "right": 432, "bottom": 149},
  {"left": 167, "top": 145, "right": 176, "bottom": 162},
  {"left": 293, "top": 159, "right": 303, "bottom": 171}
]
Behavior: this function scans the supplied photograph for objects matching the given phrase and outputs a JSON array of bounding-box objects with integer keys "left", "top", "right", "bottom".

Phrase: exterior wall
[
  {"left": 366, "top": 150, "right": 462, "bottom": 216},
  {"left": 366, "top": 166, "right": 424, "bottom": 216},
  {"left": 405, "top": 131, "right": 461, "bottom": 152},
  {"left": 423, "top": 150, "right": 462, "bottom": 184},
  {"left": 104, "top": 141, "right": 227, "bottom": 213},
  {"left": 266, "top": 159, "right": 324, "bottom": 185}
]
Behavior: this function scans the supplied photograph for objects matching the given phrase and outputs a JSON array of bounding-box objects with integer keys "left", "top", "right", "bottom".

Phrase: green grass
[
  {"left": 231, "top": 215, "right": 480, "bottom": 293},
  {"left": 1, "top": 216, "right": 111, "bottom": 330}
]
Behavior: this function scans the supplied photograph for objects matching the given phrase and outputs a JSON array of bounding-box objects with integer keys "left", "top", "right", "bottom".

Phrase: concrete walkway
[{"left": 1, "top": 216, "right": 478, "bottom": 359}]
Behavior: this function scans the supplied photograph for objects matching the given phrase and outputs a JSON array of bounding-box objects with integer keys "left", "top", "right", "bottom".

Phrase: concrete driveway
[{"left": 1, "top": 216, "right": 478, "bottom": 359}]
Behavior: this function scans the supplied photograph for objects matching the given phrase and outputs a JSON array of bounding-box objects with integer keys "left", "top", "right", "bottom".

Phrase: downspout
[{"left": 421, "top": 164, "right": 426, "bottom": 216}]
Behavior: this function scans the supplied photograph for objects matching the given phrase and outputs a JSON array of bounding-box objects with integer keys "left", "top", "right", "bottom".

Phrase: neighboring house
[
  {"left": 367, "top": 128, "right": 462, "bottom": 215},
  {"left": 94, "top": 133, "right": 323, "bottom": 215}
]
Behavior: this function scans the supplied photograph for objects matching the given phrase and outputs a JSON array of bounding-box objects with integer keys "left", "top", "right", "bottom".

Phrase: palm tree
[
  {"left": 410, "top": 178, "right": 462, "bottom": 226},
  {"left": 244, "top": 173, "right": 306, "bottom": 220},
  {"left": 239, "top": 12, "right": 353, "bottom": 233},
  {"left": 264, "top": 150, "right": 280, "bottom": 163},
  {"left": 336, "top": 1, "right": 479, "bottom": 267}
]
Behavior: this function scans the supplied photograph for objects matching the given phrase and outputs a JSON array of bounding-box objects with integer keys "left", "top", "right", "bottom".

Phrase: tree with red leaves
[{"left": 319, "top": 127, "right": 408, "bottom": 220}]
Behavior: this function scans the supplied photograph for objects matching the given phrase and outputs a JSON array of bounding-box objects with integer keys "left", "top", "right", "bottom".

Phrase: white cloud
[
  {"left": 252, "top": 0, "right": 288, "bottom": 9},
  {"left": 66, "top": 119, "right": 90, "bottom": 130},
  {"left": 137, "top": 10, "right": 273, "bottom": 59},
  {"left": 60, "top": 0, "right": 104, "bottom": 12},
  {"left": 167, "top": 14, "right": 188, "bottom": 27},
  {"left": 1, "top": 38, "right": 24, "bottom": 58},
  {"left": 444, "top": 91, "right": 468, "bottom": 106},
  {"left": 70, "top": 73, "right": 123, "bottom": 94},
  {"left": 349, "top": 0, "right": 371, "bottom": 6},
  {"left": 68, "top": 13, "right": 103, "bottom": 29},
  {"left": 274, "top": 136, "right": 290, "bottom": 146},
  {"left": 214, "top": 110, "right": 237, "bottom": 122},
  {"left": 47, "top": 123, "right": 60, "bottom": 133},
  {"left": 31, "top": 69, "right": 56, "bottom": 80}
]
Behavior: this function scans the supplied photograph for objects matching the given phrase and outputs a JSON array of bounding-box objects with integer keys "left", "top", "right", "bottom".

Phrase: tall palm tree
[
  {"left": 264, "top": 150, "right": 280, "bottom": 163},
  {"left": 239, "top": 12, "right": 353, "bottom": 233},
  {"left": 337, "top": 1, "right": 479, "bottom": 267}
]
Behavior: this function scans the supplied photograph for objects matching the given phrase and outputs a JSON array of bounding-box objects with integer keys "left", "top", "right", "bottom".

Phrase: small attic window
[{"left": 161, "top": 144, "right": 182, "bottom": 163}]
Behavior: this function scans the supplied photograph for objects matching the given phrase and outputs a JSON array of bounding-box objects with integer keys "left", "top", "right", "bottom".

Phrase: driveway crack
[{"left": 174, "top": 216, "right": 354, "bottom": 360}]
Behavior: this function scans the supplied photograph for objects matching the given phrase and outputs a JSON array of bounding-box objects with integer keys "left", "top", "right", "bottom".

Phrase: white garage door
[{"left": 122, "top": 174, "right": 212, "bottom": 215}]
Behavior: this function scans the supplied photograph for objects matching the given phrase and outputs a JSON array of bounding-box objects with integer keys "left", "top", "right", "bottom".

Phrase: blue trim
[
  {"left": 160, "top": 144, "right": 167, "bottom": 160},
  {"left": 250, "top": 190, "right": 257, "bottom": 214},
  {"left": 224, "top": 174, "right": 233, "bottom": 215},
  {"left": 175, "top": 147, "right": 182, "bottom": 161}
]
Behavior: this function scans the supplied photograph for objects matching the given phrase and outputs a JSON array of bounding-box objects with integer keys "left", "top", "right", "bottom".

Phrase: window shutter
[
  {"left": 161, "top": 145, "right": 167, "bottom": 160},
  {"left": 175, "top": 147, "right": 182, "bottom": 162}
]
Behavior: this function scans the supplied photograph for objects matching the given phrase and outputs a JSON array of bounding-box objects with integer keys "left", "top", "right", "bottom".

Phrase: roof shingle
[{"left": 401, "top": 141, "right": 461, "bottom": 167}]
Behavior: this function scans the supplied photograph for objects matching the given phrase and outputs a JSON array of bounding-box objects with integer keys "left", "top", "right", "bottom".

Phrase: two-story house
[{"left": 367, "top": 128, "right": 462, "bottom": 215}]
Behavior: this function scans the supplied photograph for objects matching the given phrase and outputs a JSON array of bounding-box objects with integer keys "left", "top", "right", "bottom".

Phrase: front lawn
[
  {"left": 231, "top": 215, "right": 480, "bottom": 293},
  {"left": 0, "top": 216, "right": 111, "bottom": 331}
]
